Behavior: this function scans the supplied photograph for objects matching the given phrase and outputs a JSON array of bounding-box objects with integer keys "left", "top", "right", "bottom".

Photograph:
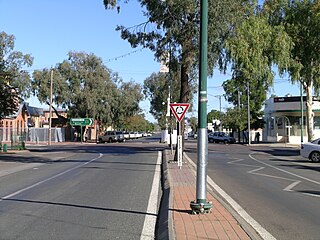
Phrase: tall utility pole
[
  {"left": 218, "top": 95, "right": 222, "bottom": 131},
  {"left": 48, "top": 70, "right": 53, "bottom": 145},
  {"left": 247, "top": 82, "right": 251, "bottom": 145},
  {"left": 190, "top": 0, "right": 212, "bottom": 214},
  {"left": 300, "top": 81, "right": 304, "bottom": 144}
]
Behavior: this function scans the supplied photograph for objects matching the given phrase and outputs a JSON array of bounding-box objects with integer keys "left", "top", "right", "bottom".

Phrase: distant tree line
[{"left": 0, "top": 31, "right": 154, "bottom": 132}]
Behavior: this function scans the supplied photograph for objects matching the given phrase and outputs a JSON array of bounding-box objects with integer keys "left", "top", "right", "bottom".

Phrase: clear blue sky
[{"left": 0, "top": 0, "right": 301, "bottom": 122}]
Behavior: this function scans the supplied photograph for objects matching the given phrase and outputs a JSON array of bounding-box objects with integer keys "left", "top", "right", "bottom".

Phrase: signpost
[
  {"left": 170, "top": 103, "right": 190, "bottom": 168},
  {"left": 177, "top": 135, "right": 183, "bottom": 168},
  {"left": 70, "top": 118, "right": 94, "bottom": 126},
  {"left": 70, "top": 118, "right": 94, "bottom": 143},
  {"left": 170, "top": 103, "right": 190, "bottom": 122}
]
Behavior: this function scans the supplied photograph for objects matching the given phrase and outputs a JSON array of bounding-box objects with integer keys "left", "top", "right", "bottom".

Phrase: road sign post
[
  {"left": 70, "top": 118, "right": 94, "bottom": 144},
  {"left": 170, "top": 103, "right": 190, "bottom": 169},
  {"left": 177, "top": 135, "right": 183, "bottom": 168},
  {"left": 70, "top": 118, "right": 94, "bottom": 126}
]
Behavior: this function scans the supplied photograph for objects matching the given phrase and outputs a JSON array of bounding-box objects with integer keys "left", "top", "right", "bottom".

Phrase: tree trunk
[
  {"left": 179, "top": 47, "right": 191, "bottom": 145},
  {"left": 305, "top": 82, "right": 314, "bottom": 141}
]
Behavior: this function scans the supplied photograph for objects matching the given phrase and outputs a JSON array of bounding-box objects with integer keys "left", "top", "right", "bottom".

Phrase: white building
[{"left": 263, "top": 96, "right": 320, "bottom": 144}]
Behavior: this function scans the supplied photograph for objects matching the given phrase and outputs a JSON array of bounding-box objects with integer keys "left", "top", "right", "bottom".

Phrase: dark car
[{"left": 208, "top": 132, "right": 236, "bottom": 144}]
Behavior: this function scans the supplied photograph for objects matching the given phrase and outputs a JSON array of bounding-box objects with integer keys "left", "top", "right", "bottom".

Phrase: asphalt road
[
  {"left": 0, "top": 141, "right": 163, "bottom": 240},
  {"left": 185, "top": 141, "right": 320, "bottom": 240}
]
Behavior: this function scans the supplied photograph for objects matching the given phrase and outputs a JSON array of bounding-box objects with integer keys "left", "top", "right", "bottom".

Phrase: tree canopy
[
  {"left": 0, "top": 31, "right": 33, "bottom": 119},
  {"left": 103, "top": 0, "right": 252, "bottom": 109},
  {"left": 262, "top": 0, "right": 320, "bottom": 141},
  {"left": 32, "top": 51, "right": 142, "bottom": 128}
]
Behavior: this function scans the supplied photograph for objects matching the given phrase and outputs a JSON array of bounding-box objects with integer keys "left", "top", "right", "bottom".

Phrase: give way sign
[{"left": 170, "top": 103, "right": 190, "bottom": 122}]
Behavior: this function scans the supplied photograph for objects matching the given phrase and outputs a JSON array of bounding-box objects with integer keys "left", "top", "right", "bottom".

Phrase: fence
[
  {"left": 0, "top": 127, "right": 27, "bottom": 150},
  {"left": 27, "top": 128, "right": 66, "bottom": 143},
  {"left": 0, "top": 127, "right": 70, "bottom": 146}
]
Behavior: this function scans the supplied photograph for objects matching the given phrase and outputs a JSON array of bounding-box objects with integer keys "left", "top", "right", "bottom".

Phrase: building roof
[{"left": 26, "top": 103, "right": 43, "bottom": 116}]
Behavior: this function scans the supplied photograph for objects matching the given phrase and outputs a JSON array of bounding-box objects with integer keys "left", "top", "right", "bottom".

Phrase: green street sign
[{"left": 70, "top": 118, "right": 94, "bottom": 126}]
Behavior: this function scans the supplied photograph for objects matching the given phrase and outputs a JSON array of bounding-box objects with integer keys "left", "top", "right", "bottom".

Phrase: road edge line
[{"left": 140, "top": 151, "right": 162, "bottom": 240}]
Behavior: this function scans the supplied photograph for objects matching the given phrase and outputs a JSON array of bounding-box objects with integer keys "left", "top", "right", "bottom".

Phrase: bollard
[{"left": 3, "top": 143, "right": 8, "bottom": 153}]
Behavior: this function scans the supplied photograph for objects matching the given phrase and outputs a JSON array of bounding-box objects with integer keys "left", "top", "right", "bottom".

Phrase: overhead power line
[{"left": 105, "top": 48, "right": 144, "bottom": 63}]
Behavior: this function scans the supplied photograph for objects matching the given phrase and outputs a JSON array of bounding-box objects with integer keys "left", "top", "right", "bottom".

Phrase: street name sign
[
  {"left": 170, "top": 103, "right": 190, "bottom": 122},
  {"left": 70, "top": 118, "right": 94, "bottom": 126}
]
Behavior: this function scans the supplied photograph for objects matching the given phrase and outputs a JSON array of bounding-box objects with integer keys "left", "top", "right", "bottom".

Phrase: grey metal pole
[
  {"left": 190, "top": 0, "right": 212, "bottom": 214},
  {"left": 247, "top": 82, "right": 251, "bottom": 145},
  {"left": 300, "top": 82, "right": 304, "bottom": 144},
  {"left": 48, "top": 70, "right": 53, "bottom": 146},
  {"left": 219, "top": 95, "right": 222, "bottom": 131}
]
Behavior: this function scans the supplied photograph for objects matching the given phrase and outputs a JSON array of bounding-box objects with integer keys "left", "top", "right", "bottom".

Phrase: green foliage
[
  {"left": 207, "top": 109, "right": 222, "bottom": 124},
  {"left": 32, "top": 51, "right": 142, "bottom": 127},
  {"left": 112, "top": 80, "right": 143, "bottom": 129},
  {"left": 143, "top": 71, "right": 180, "bottom": 128},
  {"left": 225, "top": 13, "right": 293, "bottom": 85},
  {"left": 123, "top": 114, "right": 152, "bottom": 132},
  {"left": 0, "top": 32, "right": 33, "bottom": 119},
  {"left": 222, "top": 107, "right": 247, "bottom": 131},
  {"left": 222, "top": 74, "right": 267, "bottom": 129},
  {"left": 188, "top": 116, "right": 198, "bottom": 133},
  {"left": 262, "top": 0, "right": 320, "bottom": 140},
  {"left": 223, "top": 2, "right": 296, "bottom": 131},
  {"left": 103, "top": 0, "right": 252, "bottom": 113}
]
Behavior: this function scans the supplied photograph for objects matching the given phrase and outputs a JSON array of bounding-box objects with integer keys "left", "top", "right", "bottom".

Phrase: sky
[{"left": 0, "top": 0, "right": 301, "bottom": 122}]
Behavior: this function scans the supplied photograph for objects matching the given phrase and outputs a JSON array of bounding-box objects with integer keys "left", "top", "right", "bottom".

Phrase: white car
[{"left": 300, "top": 138, "right": 320, "bottom": 162}]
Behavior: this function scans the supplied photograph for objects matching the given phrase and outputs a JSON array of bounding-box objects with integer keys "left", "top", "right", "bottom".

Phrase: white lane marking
[
  {"left": 1, "top": 153, "right": 103, "bottom": 201},
  {"left": 249, "top": 153, "right": 320, "bottom": 185},
  {"left": 184, "top": 153, "right": 276, "bottom": 240},
  {"left": 303, "top": 192, "right": 320, "bottom": 198},
  {"left": 284, "top": 181, "right": 301, "bottom": 192},
  {"left": 140, "top": 151, "right": 161, "bottom": 240},
  {"left": 229, "top": 159, "right": 302, "bottom": 191}
]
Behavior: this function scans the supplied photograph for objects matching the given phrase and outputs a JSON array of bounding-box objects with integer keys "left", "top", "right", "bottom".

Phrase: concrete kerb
[{"left": 156, "top": 149, "right": 175, "bottom": 240}]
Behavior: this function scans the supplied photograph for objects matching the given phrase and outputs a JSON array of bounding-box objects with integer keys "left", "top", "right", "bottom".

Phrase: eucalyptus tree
[
  {"left": 103, "top": 0, "right": 252, "bottom": 117},
  {"left": 223, "top": 107, "right": 247, "bottom": 132},
  {"left": 224, "top": 9, "right": 293, "bottom": 103},
  {"left": 111, "top": 80, "right": 143, "bottom": 129},
  {"left": 262, "top": 0, "right": 320, "bottom": 141},
  {"left": 123, "top": 114, "right": 150, "bottom": 132},
  {"left": 143, "top": 71, "right": 181, "bottom": 128},
  {"left": 0, "top": 31, "right": 33, "bottom": 119},
  {"left": 207, "top": 109, "right": 222, "bottom": 125},
  {"left": 32, "top": 51, "right": 118, "bottom": 125},
  {"left": 222, "top": 70, "right": 267, "bottom": 128}
]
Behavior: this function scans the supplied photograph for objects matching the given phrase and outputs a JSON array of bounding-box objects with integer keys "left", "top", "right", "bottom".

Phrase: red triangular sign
[{"left": 170, "top": 103, "right": 190, "bottom": 122}]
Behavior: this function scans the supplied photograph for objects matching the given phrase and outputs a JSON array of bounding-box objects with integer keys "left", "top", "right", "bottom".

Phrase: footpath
[{"left": 159, "top": 149, "right": 262, "bottom": 240}]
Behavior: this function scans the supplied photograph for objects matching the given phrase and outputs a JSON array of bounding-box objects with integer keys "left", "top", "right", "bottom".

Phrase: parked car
[
  {"left": 208, "top": 132, "right": 236, "bottom": 144},
  {"left": 98, "top": 131, "right": 125, "bottom": 143},
  {"left": 123, "top": 131, "right": 130, "bottom": 139},
  {"left": 129, "top": 132, "right": 137, "bottom": 139},
  {"left": 300, "top": 138, "right": 320, "bottom": 162}
]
